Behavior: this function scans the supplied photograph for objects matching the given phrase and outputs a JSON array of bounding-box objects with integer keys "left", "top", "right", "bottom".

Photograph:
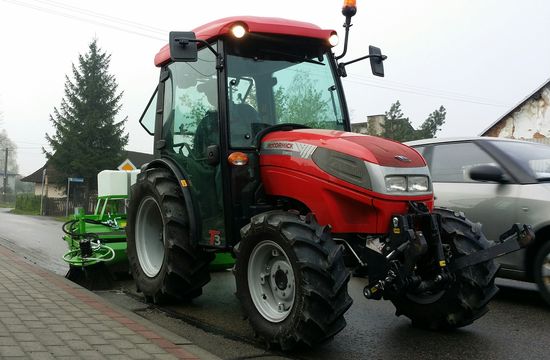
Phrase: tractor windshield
[{"left": 225, "top": 36, "right": 346, "bottom": 148}]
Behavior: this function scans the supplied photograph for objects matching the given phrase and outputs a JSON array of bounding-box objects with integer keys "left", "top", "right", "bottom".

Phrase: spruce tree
[
  {"left": 45, "top": 39, "right": 128, "bottom": 190},
  {"left": 383, "top": 101, "right": 415, "bottom": 141},
  {"left": 419, "top": 106, "right": 446, "bottom": 139},
  {"left": 378, "top": 101, "right": 446, "bottom": 142}
]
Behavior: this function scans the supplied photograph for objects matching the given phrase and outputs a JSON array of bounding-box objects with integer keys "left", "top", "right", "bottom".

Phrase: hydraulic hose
[{"left": 62, "top": 241, "right": 116, "bottom": 266}]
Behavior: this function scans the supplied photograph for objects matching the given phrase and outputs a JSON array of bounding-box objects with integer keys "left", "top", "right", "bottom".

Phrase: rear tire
[
  {"left": 126, "top": 168, "right": 213, "bottom": 304},
  {"left": 234, "top": 211, "right": 352, "bottom": 350},
  {"left": 391, "top": 208, "right": 499, "bottom": 329},
  {"left": 533, "top": 241, "right": 550, "bottom": 306}
]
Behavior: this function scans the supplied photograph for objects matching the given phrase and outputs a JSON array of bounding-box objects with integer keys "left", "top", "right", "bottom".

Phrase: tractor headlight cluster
[
  {"left": 407, "top": 176, "right": 430, "bottom": 192},
  {"left": 385, "top": 175, "right": 429, "bottom": 193}
]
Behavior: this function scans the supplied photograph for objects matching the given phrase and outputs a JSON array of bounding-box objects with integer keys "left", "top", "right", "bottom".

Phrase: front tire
[
  {"left": 391, "top": 208, "right": 499, "bottom": 329},
  {"left": 234, "top": 211, "right": 352, "bottom": 350},
  {"left": 126, "top": 168, "right": 213, "bottom": 304},
  {"left": 533, "top": 241, "right": 550, "bottom": 306}
]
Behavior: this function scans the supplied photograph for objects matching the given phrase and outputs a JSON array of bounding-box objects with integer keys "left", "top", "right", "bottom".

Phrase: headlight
[
  {"left": 385, "top": 175, "right": 429, "bottom": 193},
  {"left": 408, "top": 176, "right": 429, "bottom": 192},
  {"left": 385, "top": 176, "right": 407, "bottom": 192}
]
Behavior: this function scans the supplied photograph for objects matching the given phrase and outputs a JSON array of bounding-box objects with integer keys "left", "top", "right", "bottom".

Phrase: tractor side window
[
  {"left": 138, "top": 89, "right": 158, "bottom": 135},
  {"left": 165, "top": 46, "right": 219, "bottom": 159},
  {"left": 161, "top": 76, "right": 174, "bottom": 146}
]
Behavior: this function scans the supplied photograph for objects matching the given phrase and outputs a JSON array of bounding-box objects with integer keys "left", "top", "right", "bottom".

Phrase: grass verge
[{"left": 10, "top": 208, "right": 40, "bottom": 216}]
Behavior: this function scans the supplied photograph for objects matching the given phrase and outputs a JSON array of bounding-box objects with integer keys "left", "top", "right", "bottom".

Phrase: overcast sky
[{"left": 1, "top": 0, "right": 549, "bottom": 176}]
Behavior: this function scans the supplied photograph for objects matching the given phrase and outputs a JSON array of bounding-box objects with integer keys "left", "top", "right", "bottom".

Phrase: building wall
[
  {"left": 351, "top": 115, "right": 385, "bottom": 135},
  {"left": 33, "top": 182, "right": 65, "bottom": 198},
  {"left": 484, "top": 86, "right": 550, "bottom": 139}
]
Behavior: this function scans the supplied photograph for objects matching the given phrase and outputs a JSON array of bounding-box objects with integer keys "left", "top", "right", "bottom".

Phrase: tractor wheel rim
[
  {"left": 248, "top": 240, "right": 295, "bottom": 323},
  {"left": 135, "top": 196, "right": 165, "bottom": 278}
]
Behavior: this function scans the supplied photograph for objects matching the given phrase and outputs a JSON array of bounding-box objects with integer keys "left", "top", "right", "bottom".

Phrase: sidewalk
[{"left": 0, "top": 245, "right": 221, "bottom": 360}]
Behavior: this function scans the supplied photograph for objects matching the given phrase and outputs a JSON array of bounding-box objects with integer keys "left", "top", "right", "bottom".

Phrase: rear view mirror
[
  {"left": 169, "top": 31, "right": 198, "bottom": 62},
  {"left": 369, "top": 46, "right": 385, "bottom": 77},
  {"left": 469, "top": 164, "right": 508, "bottom": 184}
]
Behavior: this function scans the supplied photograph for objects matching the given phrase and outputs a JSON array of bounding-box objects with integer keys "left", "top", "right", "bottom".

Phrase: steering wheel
[
  {"left": 173, "top": 142, "right": 196, "bottom": 159},
  {"left": 253, "top": 123, "right": 311, "bottom": 148}
]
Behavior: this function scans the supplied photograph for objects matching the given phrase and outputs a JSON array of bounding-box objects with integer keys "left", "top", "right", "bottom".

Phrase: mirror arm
[
  {"left": 173, "top": 37, "right": 224, "bottom": 69},
  {"left": 337, "top": 53, "right": 387, "bottom": 78},
  {"left": 342, "top": 53, "right": 387, "bottom": 67}
]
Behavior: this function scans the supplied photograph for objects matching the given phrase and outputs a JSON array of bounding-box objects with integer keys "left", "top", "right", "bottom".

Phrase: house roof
[
  {"left": 125, "top": 151, "right": 154, "bottom": 168},
  {"left": 20, "top": 162, "right": 60, "bottom": 183},
  {"left": 480, "top": 78, "right": 550, "bottom": 136}
]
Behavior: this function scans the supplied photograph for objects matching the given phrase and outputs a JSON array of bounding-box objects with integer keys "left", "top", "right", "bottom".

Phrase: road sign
[{"left": 68, "top": 177, "right": 84, "bottom": 183}]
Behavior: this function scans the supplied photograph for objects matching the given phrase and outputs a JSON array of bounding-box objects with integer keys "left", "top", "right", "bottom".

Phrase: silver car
[{"left": 407, "top": 137, "right": 550, "bottom": 305}]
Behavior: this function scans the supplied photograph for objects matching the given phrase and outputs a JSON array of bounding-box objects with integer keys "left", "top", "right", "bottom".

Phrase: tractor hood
[
  {"left": 260, "top": 129, "right": 426, "bottom": 168},
  {"left": 259, "top": 129, "right": 433, "bottom": 234}
]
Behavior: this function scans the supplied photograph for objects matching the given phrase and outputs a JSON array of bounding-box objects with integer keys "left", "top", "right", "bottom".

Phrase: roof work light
[
  {"left": 329, "top": 33, "right": 339, "bottom": 46},
  {"left": 231, "top": 24, "right": 247, "bottom": 38}
]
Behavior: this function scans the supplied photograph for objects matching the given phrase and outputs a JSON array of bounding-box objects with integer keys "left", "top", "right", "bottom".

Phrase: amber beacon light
[{"left": 342, "top": 0, "right": 357, "bottom": 17}]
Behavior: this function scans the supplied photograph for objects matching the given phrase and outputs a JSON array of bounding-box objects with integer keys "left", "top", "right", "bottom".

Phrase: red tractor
[{"left": 127, "top": 1, "right": 533, "bottom": 350}]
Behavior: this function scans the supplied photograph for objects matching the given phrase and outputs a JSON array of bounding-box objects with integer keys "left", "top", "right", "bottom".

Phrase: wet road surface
[{"left": 1, "top": 208, "right": 549, "bottom": 359}]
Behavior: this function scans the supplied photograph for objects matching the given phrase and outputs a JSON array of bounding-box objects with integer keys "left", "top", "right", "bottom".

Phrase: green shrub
[{"left": 15, "top": 194, "right": 41, "bottom": 212}]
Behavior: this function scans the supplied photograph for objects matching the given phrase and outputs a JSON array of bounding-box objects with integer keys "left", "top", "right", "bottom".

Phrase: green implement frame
[{"left": 63, "top": 195, "right": 234, "bottom": 288}]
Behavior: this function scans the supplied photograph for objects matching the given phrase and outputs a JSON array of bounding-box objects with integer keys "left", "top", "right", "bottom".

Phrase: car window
[
  {"left": 430, "top": 142, "right": 496, "bottom": 182},
  {"left": 413, "top": 146, "right": 426, "bottom": 155},
  {"left": 491, "top": 140, "right": 550, "bottom": 180}
]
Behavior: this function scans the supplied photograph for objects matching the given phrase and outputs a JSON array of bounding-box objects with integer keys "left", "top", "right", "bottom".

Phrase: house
[
  {"left": 21, "top": 151, "right": 154, "bottom": 198},
  {"left": 20, "top": 164, "right": 64, "bottom": 198},
  {"left": 351, "top": 115, "right": 386, "bottom": 135},
  {"left": 481, "top": 79, "right": 550, "bottom": 142}
]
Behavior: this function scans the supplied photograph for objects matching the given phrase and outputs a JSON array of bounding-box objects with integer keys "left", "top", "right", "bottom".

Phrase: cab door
[{"left": 159, "top": 46, "right": 227, "bottom": 248}]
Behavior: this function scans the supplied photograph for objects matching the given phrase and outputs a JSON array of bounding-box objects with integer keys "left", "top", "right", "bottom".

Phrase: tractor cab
[{"left": 138, "top": 17, "right": 362, "bottom": 249}]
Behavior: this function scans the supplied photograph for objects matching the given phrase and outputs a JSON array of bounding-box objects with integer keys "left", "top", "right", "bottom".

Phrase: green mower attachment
[{"left": 62, "top": 170, "right": 235, "bottom": 290}]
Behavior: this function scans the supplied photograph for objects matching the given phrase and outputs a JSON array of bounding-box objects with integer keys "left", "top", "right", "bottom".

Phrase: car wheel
[{"left": 533, "top": 241, "right": 550, "bottom": 306}]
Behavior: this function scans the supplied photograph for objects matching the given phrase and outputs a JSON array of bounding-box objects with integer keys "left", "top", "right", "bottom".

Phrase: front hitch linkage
[
  {"left": 364, "top": 222, "right": 534, "bottom": 300},
  {"left": 448, "top": 223, "right": 535, "bottom": 272}
]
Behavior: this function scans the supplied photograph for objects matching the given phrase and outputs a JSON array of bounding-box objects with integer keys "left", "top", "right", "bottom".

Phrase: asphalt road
[
  {"left": 1, "top": 208, "right": 549, "bottom": 359},
  {"left": 0, "top": 208, "right": 67, "bottom": 275}
]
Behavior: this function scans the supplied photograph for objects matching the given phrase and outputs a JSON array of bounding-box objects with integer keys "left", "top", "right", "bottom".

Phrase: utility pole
[
  {"left": 2, "top": 148, "right": 8, "bottom": 203},
  {"left": 40, "top": 167, "right": 46, "bottom": 216}
]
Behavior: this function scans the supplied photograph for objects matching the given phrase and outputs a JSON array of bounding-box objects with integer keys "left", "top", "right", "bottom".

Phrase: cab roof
[{"left": 154, "top": 16, "right": 335, "bottom": 67}]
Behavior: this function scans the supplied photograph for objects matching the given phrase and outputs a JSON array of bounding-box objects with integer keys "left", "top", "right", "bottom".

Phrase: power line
[
  {"left": 343, "top": 77, "right": 508, "bottom": 107},
  {"left": 3, "top": 0, "right": 166, "bottom": 41},
  {"left": 347, "top": 73, "right": 506, "bottom": 105},
  {"left": 31, "top": 0, "right": 167, "bottom": 35}
]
